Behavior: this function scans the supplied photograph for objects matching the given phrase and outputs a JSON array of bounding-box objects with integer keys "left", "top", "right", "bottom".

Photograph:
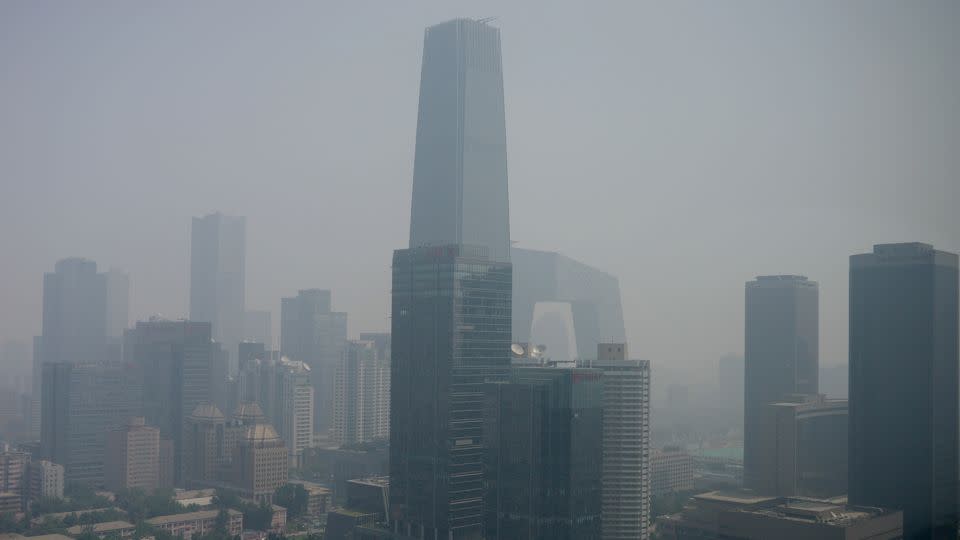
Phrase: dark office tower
[
  {"left": 40, "top": 362, "right": 141, "bottom": 486},
  {"left": 743, "top": 275, "right": 818, "bottom": 492},
  {"left": 190, "top": 212, "right": 246, "bottom": 371},
  {"left": 484, "top": 367, "right": 604, "bottom": 540},
  {"left": 40, "top": 258, "right": 108, "bottom": 365},
  {"left": 390, "top": 245, "right": 512, "bottom": 540},
  {"left": 125, "top": 319, "right": 215, "bottom": 483},
  {"left": 243, "top": 310, "right": 272, "bottom": 348},
  {"left": 849, "top": 243, "right": 959, "bottom": 539},
  {"left": 281, "top": 289, "right": 347, "bottom": 433},
  {"left": 408, "top": 18, "right": 510, "bottom": 263}
]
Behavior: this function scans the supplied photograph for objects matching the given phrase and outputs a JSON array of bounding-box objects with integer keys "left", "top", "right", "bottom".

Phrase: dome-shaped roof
[
  {"left": 243, "top": 423, "right": 281, "bottom": 443},
  {"left": 190, "top": 402, "right": 224, "bottom": 421},
  {"left": 233, "top": 401, "right": 266, "bottom": 424}
]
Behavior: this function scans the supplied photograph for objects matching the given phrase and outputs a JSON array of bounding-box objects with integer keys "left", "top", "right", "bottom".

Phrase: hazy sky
[{"left": 2, "top": 1, "right": 958, "bottom": 374}]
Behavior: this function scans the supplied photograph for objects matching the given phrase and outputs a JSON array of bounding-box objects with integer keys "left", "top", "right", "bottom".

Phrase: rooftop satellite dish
[{"left": 511, "top": 343, "right": 525, "bottom": 357}]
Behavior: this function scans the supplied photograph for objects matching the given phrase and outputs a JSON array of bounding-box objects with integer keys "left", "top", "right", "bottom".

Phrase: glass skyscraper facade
[
  {"left": 849, "top": 243, "right": 958, "bottom": 539},
  {"left": 390, "top": 245, "right": 512, "bottom": 539},
  {"left": 483, "top": 367, "right": 604, "bottom": 540},
  {"left": 408, "top": 19, "right": 510, "bottom": 263}
]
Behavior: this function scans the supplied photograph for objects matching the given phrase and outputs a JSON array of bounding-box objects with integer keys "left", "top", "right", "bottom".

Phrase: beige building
[
  {"left": 333, "top": 340, "right": 389, "bottom": 447},
  {"left": 287, "top": 480, "right": 332, "bottom": 518},
  {"left": 66, "top": 520, "right": 135, "bottom": 538},
  {"left": 232, "top": 424, "right": 288, "bottom": 504},
  {"left": 651, "top": 447, "right": 694, "bottom": 496},
  {"left": 106, "top": 417, "right": 160, "bottom": 493},
  {"left": 147, "top": 509, "right": 242, "bottom": 540},
  {"left": 0, "top": 451, "right": 29, "bottom": 512}
]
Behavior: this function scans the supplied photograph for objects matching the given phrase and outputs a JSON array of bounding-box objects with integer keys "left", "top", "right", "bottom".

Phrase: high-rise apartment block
[
  {"left": 334, "top": 340, "right": 390, "bottom": 446},
  {"left": 590, "top": 343, "right": 652, "bottom": 540},
  {"left": 125, "top": 319, "right": 215, "bottom": 484},
  {"left": 0, "top": 451, "right": 29, "bottom": 512},
  {"left": 849, "top": 243, "right": 958, "bottom": 538},
  {"left": 753, "top": 394, "right": 847, "bottom": 498},
  {"left": 743, "top": 275, "right": 818, "bottom": 492},
  {"left": 484, "top": 367, "right": 604, "bottom": 539},
  {"left": 105, "top": 416, "right": 161, "bottom": 493},
  {"left": 190, "top": 212, "right": 246, "bottom": 371},
  {"left": 40, "top": 362, "right": 141, "bottom": 486},
  {"left": 652, "top": 447, "right": 695, "bottom": 496},
  {"left": 27, "top": 459, "right": 64, "bottom": 501},
  {"left": 281, "top": 289, "right": 347, "bottom": 433},
  {"left": 276, "top": 358, "right": 314, "bottom": 465}
]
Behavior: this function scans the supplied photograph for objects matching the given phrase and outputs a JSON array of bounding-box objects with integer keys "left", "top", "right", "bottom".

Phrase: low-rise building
[
  {"left": 287, "top": 480, "right": 332, "bottom": 518},
  {"left": 66, "top": 520, "right": 136, "bottom": 539},
  {"left": 146, "top": 509, "right": 243, "bottom": 540},
  {"left": 656, "top": 490, "right": 902, "bottom": 540},
  {"left": 652, "top": 447, "right": 694, "bottom": 496},
  {"left": 0, "top": 451, "right": 29, "bottom": 512}
]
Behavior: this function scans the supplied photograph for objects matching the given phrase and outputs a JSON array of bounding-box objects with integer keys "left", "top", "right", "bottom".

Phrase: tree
[{"left": 273, "top": 484, "right": 308, "bottom": 520}]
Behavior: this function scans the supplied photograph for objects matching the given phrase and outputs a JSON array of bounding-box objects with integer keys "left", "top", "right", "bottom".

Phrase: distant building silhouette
[
  {"left": 190, "top": 212, "right": 246, "bottom": 371},
  {"left": 40, "top": 361, "right": 141, "bottom": 486},
  {"left": 124, "top": 319, "right": 216, "bottom": 484},
  {"left": 743, "top": 275, "right": 818, "bottom": 492},
  {"left": 511, "top": 248, "right": 626, "bottom": 361},
  {"left": 281, "top": 289, "right": 347, "bottom": 433},
  {"left": 849, "top": 243, "right": 958, "bottom": 538}
]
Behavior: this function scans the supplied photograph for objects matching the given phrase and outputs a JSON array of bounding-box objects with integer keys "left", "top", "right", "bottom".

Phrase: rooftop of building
[
  {"left": 66, "top": 520, "right": 135, "bottom": 534},
  {"left": 287, "top": 480, "right": 332, "bottom": 494},
  {"left": 692, "top": 446, "right": 744, "bottom": 461},
  {"left": 243, "top": 423, "right": 281, "bottom": 443},
  {"left": 190, "top": 403, "right": 225, "bottom": 421},
  {"left": 741, "top": 497, "right": 899, "bottom": 527},
  {"left": 695, "top": 490, "right": 777, "bottom": 505},
  {"left": 174, "top": 488, "right": 217, "bottom": 501},
  {"left": 147, "top": 508, "right": 241, "bottom": 525},
  {"left": 0, "top": 534, "right": 73, "bottom": 540},
  {"left": 233, "top": 401, "right": 266, "bottom": 423},
  {"left": 347, "top": 476, "right": 389, "bottom": 488}
]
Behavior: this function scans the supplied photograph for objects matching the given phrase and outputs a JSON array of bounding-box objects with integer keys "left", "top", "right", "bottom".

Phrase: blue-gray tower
[{"left": 408, "top": 18, "right": 510, "bottom": 263}]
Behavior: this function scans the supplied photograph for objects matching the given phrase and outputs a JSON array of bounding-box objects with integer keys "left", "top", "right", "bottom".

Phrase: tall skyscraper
[
  {"left": 743, "top": 275, "right": 818, "bottom": 492},
  {"left": 243, "top": 310, "right": 273, "bottom": 349},
  {"left": 40, "top": 258, "right": 110, "bottom": 365},
  {"left": 190, "top": 212, "right": 246, "bottom": 370},
  {"left": 280, "top": 289, "right": 347, "bottom": 433},
  {"left": 390, "top": 245, "right": 513, "bottom": 539},
  {"left": 407, "top": 18, "right": 511, "bottom": 263},
  {"left": 591, "top": 343, "right": 652, "bottom": 540},
  {"left": 390, "top": 17, "right": 513, "bottom": 539},
  {"left": 849, "top": 243, "right": 958, "bottom": 539},
  {"left": 125, "top": 319, "right": 216, "bottom": 483}
]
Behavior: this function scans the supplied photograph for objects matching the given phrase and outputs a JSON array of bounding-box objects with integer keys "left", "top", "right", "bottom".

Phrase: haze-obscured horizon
[{"left": 2, "top": 1, "right": 958, "bottom": 376}]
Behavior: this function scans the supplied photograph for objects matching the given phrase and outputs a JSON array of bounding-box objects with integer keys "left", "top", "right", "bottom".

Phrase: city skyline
[{"left": 2, "top": 2, "right": 958, "bottom": 375}]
